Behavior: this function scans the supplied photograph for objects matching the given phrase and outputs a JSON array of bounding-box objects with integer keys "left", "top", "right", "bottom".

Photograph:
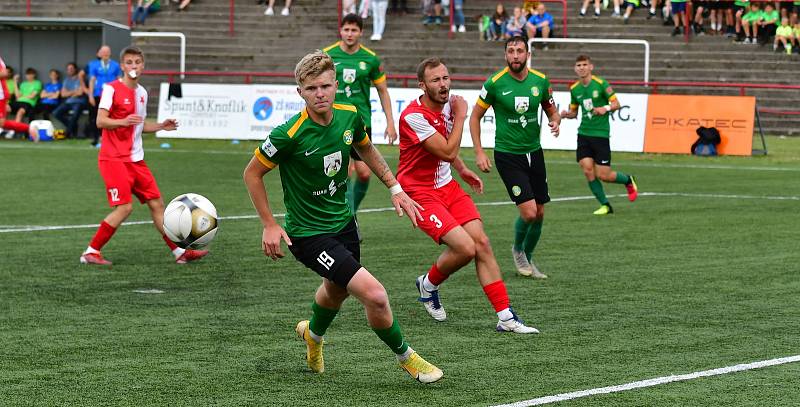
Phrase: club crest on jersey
[
  {"left": 359, "top": 61, "right": 367, "bottom": 70},
  {"left": 323, "top": 151, "right": 343, "bottom": 177},
  {"left": 343, "top": 129, "right": 353, "bottom": 145},
  {"left": 261, "top": 137, "right": 277, "bottom": 157},
  {"left": 593, "top": 90, "right": 599, "bottom": 98},
  {"left": 514, "top": 97, "right": 529, "bottom": 114},
  {"left": 343, "top": 69, "right": 356, "bottom": 84},
  {"left": 531, "top": 87, "right": 540, "bottom": 97},
  {"left": 512, "top": 185, "right": 522, "bottom": 196}
]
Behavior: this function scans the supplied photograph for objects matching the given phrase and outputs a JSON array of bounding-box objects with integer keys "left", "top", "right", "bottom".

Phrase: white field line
[
  {"left": 1, "top": 192, "right": 797, "bottom": 234},
  {"left": 1, "top": 143, "right": 798, "bottom": 172},
  {"left": 491, "top": 354, "right": 800, "bottom": 407}
]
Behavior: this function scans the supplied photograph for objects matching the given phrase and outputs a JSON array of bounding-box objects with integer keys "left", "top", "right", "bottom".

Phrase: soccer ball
[
  {"left": 29, "top": 120, "right": 55, "bottom": 142},
  {"left": 163, "top": 193, "right": 219, "bottom": 249}
]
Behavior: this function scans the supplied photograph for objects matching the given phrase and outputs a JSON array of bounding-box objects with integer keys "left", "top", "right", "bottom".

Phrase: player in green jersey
[
  {"left": 560, "top": 55, "right": 638, "bottom": 216},
  {"left": 468, "top": 35, "right": 560, "bottom": 280},
  {"left": 243, "top": 50, "right": 442, "bottom": 384},
  {"left": 323, "top": 14, "right": 398, "bottom": 214}
]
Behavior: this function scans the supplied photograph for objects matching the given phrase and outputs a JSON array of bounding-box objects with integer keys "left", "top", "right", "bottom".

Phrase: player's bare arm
[
  {"left": 375, "top": 79, "right": 398, "bottom": 144},
  {"left": 591, "top": 96, "right": 620, "bottom": 116},
  {"left": 468, "top": 102, "right": 492, "bottom": 173},
  {"left": 353, "top": 139, "right": 424, "bottom": 226},
  {"left": 420, "top": 95, "right": 467, "bottom": 162},
  {"left": 243, "top": 156, "right": 292, "bottom": 260},
  {"left": 544, "top": 104, "right": 561, "bottom": 137},
  {"left": 453, "top": 156, "right": 484, "bottom": 194},
  {"left": 560, "top": 104, "right": 579, "bottom": 119},
  {"left": 143, "top": 119, "right": 179, "bottom": 133},
  {"left": 96, "top": 108, "right": 142, "bottom": 130}
]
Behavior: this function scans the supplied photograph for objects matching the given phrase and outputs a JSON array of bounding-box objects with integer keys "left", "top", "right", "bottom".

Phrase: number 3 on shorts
[
  {"left": 109, "top": 188, "right": 120, "bottom": 202},
  {"left": 429, "top": 214, "right": 443, "bottom": 229},
  {"left": 317, "top": 250, "right": 335, "bottom": 270}
]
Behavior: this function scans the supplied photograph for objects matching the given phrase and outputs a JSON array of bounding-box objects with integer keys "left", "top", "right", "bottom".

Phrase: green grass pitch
[{"left": 1, "top": 136, "right": 798, "bottom": 406}]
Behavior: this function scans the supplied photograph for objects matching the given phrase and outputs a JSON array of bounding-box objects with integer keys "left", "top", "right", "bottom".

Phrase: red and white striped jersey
[
  {"left": 98, "top": 79, "right": 148, "bottom": 162},
  {"left": 397, "top": 97, "right": 455, "bottom": 190}
]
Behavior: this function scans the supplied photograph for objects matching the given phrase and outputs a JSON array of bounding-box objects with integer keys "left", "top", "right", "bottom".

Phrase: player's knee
[
  {"left": 363, "top": 286, "right": 390, "bottom": 312},
  {"left": 115, "top": 203, "right": 134, "bottom": 216},
  {"left": 454, "top": 239, "right": 477, "bottom": 261},
  {"left": 356, "top": 172, "right": 370, "bottom": 183},
  {"left": 472, "top": 233, "right": 492, "bottom": 256},
  {"left": 519, "top": 209, "right": 538, "bottom": 224}
]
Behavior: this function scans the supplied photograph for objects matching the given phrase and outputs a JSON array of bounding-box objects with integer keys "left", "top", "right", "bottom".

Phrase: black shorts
[
  {"left": 576, "top": 135, "right": 612, "bottom": 166},
  {"left": 733, "top": 5, "right": 746, "bottom": 15},
  {"left": 349, "top": 127, "right": 372, "bottom": 162},
  {"left": 494, "top": 149, "right": 550, "bottom": 206},
  {"left": 288, "top": 218, "right": 362, "bottom": 288}
]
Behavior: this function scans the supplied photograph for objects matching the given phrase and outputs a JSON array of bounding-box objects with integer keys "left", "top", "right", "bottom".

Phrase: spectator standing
[
  {"left": 451, "top": 0, "right": 466, "bottom": 32},
  {"left": 11, "top": 68, "right": 42, "bottom": 123},
  {"left": 264, "top": 0, "right": 292, "bottom": 15},
  {"left": 526, "top": 3, "right": 553, "bottom": 47},
  {"left": 37, "top": 69, "right": 62, "bottom": 120},
  {"left": 53, "top": 63, "right": 86, "bottom": 139},
  {"left": 775, "top": 16, "right": 793, "bottom": 53},
  {"left": 132, "top": 0, "right": 161, "bottom": 26},
  {"left": 741, "top": 2, "right": 762, "bottom": 44},
  {"left": 86, "top": 45, "right": 122, "bottom": 147},
  {"left": 371, "top": 0, "right": 389, "bottom": 40},
  {"left": 491, "top": 3, "right": 508, "bottom": 39},
  {"left": 580, "top": 0, "right": 601, "bottom": 18}
]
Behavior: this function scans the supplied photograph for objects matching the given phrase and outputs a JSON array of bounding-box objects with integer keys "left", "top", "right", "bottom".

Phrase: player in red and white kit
[
  {"left": 397, "top": 58, "right": 538, "bottom": 334},
  {"left": 0, "top": 55, "right": 31, "bottom": 137},
  {"left": 80, "top": 46, "right": 208, "bottom": 266}
]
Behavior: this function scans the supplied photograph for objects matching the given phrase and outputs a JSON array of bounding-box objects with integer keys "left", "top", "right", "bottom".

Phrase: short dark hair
[
  {"left": 416, "top": 57, "right": 445, "bottom": 82},
  {"left": 25, "top": 67, "right": 37, "bottom": 76},
  {"left": 49, "top": 69, "right": 60, "bottom": 78},
  {"left": 505, "top": 35, "right": 528, "bottom": 52},
  {"left": 66, "top": 62, "right": 78, "bottom": 71},
  {"left": 341, "top": 13, "right": 364, "bottom": 30},
  {"left": 576, "top": 55, "right": 591, "bottom": 63},
  {"left": 120, "top": 46, "right": 145, "bottom": 62}
]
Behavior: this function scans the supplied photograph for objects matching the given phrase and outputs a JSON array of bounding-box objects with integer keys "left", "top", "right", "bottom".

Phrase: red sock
[
  {"left": 162, "top": 234, "right": 179, "bottom": 251},
  {"left": 427, "top": 263, "right": 449, "bottom": 286},
  {"left": 2, "top": 120, "right": 30, "bottom": 133},
  {"left": 482, "top": 280, "right": 510, "bottom": 313},
  {"left": 89, "top": 221, "right": 117, "bottom": 251}
]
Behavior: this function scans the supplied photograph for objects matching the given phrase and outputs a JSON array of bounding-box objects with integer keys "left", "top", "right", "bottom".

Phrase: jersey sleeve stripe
[
  {"left": 287, "top": 109, "right": 309, "bottom": 138},
  {"left": 476, "top": 98, "right": 490, "bottom": 109},
  {"left": 569, "top": 81, "right": 581, "bottom": 90},
  {"left": 322, "top": 42, "right": 341, "bottom": 52},
  {"left": 372, "top": 74, "right": 387, "bottom": 84},
  {"left": 491, "top": 67, "right": 509, "bottom": 83},
  {"left": 528, "top": 68, "right": 546, "bottom": 79},
  {"left": 359, "top": 44, "right": 377, "bottom": 56},
  {"left": 591, "top": 75, "right": 604, "bottom": 84},
  {"left": 405, "top": 112, "right": 437, "bottom": 142},
  {"left": 333, "top": 103, "right": 357, "bottom": 112},
  {"left": 570, "top": 103, "right": 579, "bottom": 109},
  {"left": 254, "top": 148, "right": 277, "bottom": 169},
  {"left": 357, "top": 135, "right": 371, "bottom": 146},
  {"left": 609, "top": 94, "right": 618, "bottom": 101}
]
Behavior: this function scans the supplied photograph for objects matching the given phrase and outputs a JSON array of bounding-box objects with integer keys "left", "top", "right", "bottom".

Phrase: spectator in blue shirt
[
  {"left": 526, "top": 3, "right": 554, "bottom": 49},
  {"left": 53, "top": 63, "right": 86, "bottom": 139},
  {"left": 85, "top": 45, "right": 121, "bottom": 146},
  {"left": 37, "top": 69, "right": 62, "bottom": 120}
]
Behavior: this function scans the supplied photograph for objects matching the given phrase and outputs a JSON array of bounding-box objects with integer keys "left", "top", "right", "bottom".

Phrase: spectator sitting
[
  {"left": 580, "top": 0, "right": 601, "bottom": 18},
  {"left": 758, "top": 3, "right": 779, "bottom": 45},
  {"left": 505, "top": 6, "right": 526, "bottom": 38},
  {"left": 423, "top": 0, "right": 444, "bottom": 25},
  {"left": 526, "top": 3, "right": 553, "bottom": 48},
  {"left": 178, "top": 0, "right": 191, "bottom": 11},
  {"left": 522, "top": 0, "right": 538, "bottom": 19},
  {"left": 491, "top": 3, "right": 508, "bottom": 40},
  {"left": 4, "top": 66, "right": 17, "bottom": 105},
  {"left": 37, "top": 69, "right": 61, "bottom": 120},
  {"left": 669, "top": 0, "right": 689, "bottom": 36},
  {"left": 741, "top": 2, "right": 762, "bottom": 44},
  {"left": 11, "top": 68, "right": 41, "bottom": 123},
  {"left": 132, "top": 0, "right": 161, "bottom": 27},
  {"left": 53, "top": 63, "right": 86, "bottom": 139},
  {"left": 621, "top": 0, "right": 639, "bottom": 24},
  {"left": 478, "top": 14, "right": 492, "bottom": 40},
  {"left": 733, "top": 0, "right": 749, "bottom": 40},
  {"left": 794, "top": 22, "right": 800, "bottom": 51},
  {"left": 774, "top": 17, "right": 793, "bottom": 53}
]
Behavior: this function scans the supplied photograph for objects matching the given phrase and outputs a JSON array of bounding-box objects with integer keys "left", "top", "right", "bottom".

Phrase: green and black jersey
[
  {"left": 477, "top": 67, "right": 555, "bottom": 154},
  {"left": 254, "top": 103, "right": 369, "bottom": 237},
  {"left": 323, "top": 42, "right": 386, "bottom": 126},
  {"left": 569, "top": 75, "right": 617, "bottom": 138}
]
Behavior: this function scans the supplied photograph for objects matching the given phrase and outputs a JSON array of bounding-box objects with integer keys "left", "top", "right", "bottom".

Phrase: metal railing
[{"left": 131, "top": 32, "right": 186, "bottom": 79}]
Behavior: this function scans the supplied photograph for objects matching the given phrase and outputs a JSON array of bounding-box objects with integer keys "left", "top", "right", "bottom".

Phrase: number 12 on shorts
[
  {"left": 317, "top": 251, "right": 335, "bottom": 270},
  {"left": 108, "top": 188, "right": 120, "bottom": 202}
]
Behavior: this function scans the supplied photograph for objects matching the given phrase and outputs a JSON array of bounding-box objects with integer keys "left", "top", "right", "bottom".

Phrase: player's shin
[
  {"left": 352, "top": 179, "right": 370, "bottom": 211},
  {"left": 373, "top": 318, "right": 412, "bottom": 359},
  {"left": 614, "top": 172, "right": 631, "bottom": 184},
  {"left": 523, "top": 219, "right": 543, "bottom": 262},
  {"left": 513, "top": 217, "right": 529, "bottom": 251},
  {"left": 87, "top": 221, "right": 117, "bottom": 253},
  {"left": 588, "top": 179, "right": 609, "bottom": 204},
  {"left": 309, "top": 301, "right": 339, "bottom": 342},
  {"left": 482, "top": 280, "right": 512, "bottom": 320}
]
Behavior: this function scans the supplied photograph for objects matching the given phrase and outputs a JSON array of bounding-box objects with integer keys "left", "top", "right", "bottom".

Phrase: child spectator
[
  {"left": 505, "top": 6, "right": 526, "bottom": 38},
  {"left": 491, "top": 3, "right": 508, "bottom": 40},
  {"left": 478, "top": 14, "right": 492, "bottom": 40},
  {"left": 580, "top": 0, "right": 601, "bottom": 18},
  {"left": 741, "top": 2, "right": 762, "bottom": 44},
  {"left": 53, "top": 63, "right": 86, "bottom": 138},
  {"left": 132, "top": 0, "right": 161, "bottom": 27},
  {"left": 11, "top": 68, "right": 41, "bottom": 123},
  {"left": 758, "top": 3, "right": 779, "bottom": 44},
  {"left": 621, "top": 0, "right": 639, "bottom": 24},
  {"left": 794, "top": 22, "right": 800, "bottom": 51},
  {"left": 774, "top": 17, "right": 793, "bottom": 53},
  {"left": 732, "top": 0, "right": 749, "bottom": 40},
  {"left": 669, "top": 0, "right": 688, "bottom": 36},
  {"left": 526, "top": 3, "right": 553, "bottom": 46},
  {"left": 692, "top": 0, "right": 708, "bottom": 34},
  {"left": 37, "top": 69, "right": 62, "bottom": 120},
  {"left": 264, "top": 0, "right": 291, "bottom": 15},
  {"left": 4, "top": 66, "right": 17, "bottom": 103}
]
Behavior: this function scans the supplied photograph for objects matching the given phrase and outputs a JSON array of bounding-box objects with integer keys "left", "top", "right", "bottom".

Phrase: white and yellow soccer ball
[{"left": 163, "top": 193, "right": 218, "bottom": 249}]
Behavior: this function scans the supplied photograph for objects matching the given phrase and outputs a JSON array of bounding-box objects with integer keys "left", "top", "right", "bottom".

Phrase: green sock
[
  {"left": 352, "top": 179, "right": 370, "bottom": 212},
  {"left": 373, "top": 318, "right": 410, "bottom": 355},
  {"left": 523, "top": 219, "right": 543, "bottom": 262},
  {"left": 614, "top": 172, "right": 631, "bottom": 184},
  {"left": 345, "top": 178, "right": 355, "bottom": 212},
  {"left": 513, "top": 217, "right": 529, "bottom": 251},
  {"left": 309, "top": 301, "right": 339, "bottom": 338},
  {"left": 588, "top": 179, "right": 609, "bottom": 205}
]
